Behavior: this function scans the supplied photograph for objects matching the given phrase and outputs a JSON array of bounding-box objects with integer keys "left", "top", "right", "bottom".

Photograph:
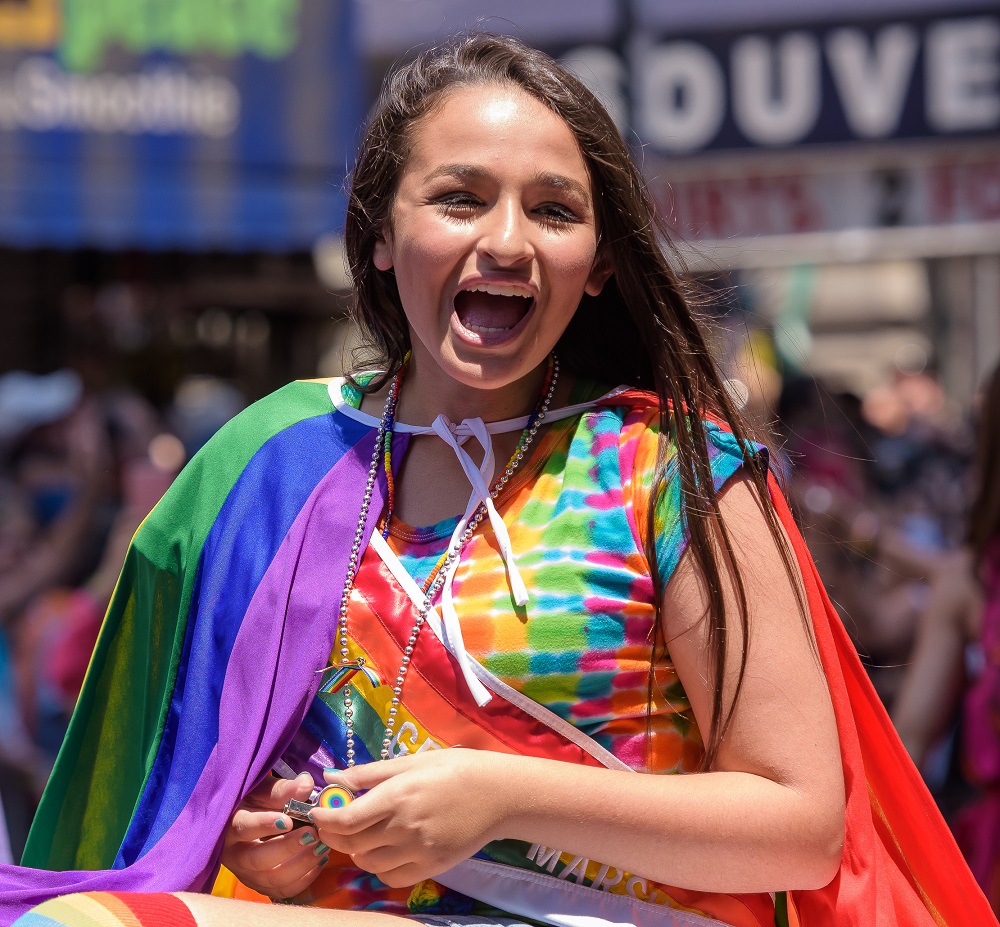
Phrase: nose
[{"left": 478, "top": 198, "right": 533, "bottom": 267}]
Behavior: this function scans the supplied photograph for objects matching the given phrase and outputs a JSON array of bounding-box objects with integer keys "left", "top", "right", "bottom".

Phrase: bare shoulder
[{"left": 662, "top": 471, "right": 804, "bottom": 639}]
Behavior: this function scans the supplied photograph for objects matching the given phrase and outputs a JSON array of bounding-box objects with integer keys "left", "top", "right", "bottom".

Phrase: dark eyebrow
[
  {"left": 423, "top": 164, "right": 491, "bottom": 184},
  {"left": 423, "top": 164, "right": 591, "bottom": 205},
  {"left": 533, "top": 171, "right": 590, "bottom": 204}
]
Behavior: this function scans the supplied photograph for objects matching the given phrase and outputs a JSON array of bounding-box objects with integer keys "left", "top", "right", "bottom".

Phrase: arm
[
  {"left": 891, "top": 547, "right": 979, "bottom": 765},
  {"left": 314, "top": 475, "right": 845, "bottom": 894},
  {"left": 0, "top": 402, "right": 108, "bottom": 623},
  {"left": 872, "top": 523, "right": 942, "bottom": 580}
]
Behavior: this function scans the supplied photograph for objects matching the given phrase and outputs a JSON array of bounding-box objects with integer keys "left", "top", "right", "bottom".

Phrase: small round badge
[{"left": 315, "top": 783, "right": 355, "bottom": 809}]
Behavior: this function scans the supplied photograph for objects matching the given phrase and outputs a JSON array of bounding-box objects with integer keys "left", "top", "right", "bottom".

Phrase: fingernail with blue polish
[
  {"left": 319, "top": 855, "right": 330, "bottom": 866},
  {"left": 299, "top": 832, "right": 317, "bottom": 846},
  {"left": 314, "top": 842, "right": 329, "bottom": 856},
  {"left": 275, "top": 818, "right": 288, "bottom": 831}
]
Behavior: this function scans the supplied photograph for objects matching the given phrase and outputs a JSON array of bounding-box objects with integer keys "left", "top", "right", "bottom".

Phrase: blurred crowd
[
  {"left": 0, "top": 363, "right": 246, "bottom": 863},
  {"left": 776, "top": 368, "right": 974, "bottom": 704},
  {"left": 0, "top": 328, "right": 998, "bottom": 904}
]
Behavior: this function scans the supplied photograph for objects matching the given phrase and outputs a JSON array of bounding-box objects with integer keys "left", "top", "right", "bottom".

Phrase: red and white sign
[{"left": 647, "top": 144, "right": 1000, "bottom": 240}]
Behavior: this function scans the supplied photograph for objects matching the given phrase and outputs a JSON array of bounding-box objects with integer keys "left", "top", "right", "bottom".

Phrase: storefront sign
[
  {"left": 563, "top": 7, "right": 1000, "bottom": 153},
  {"left": 0, "top": 0, "right": 358, "bottom": 249},
  {"left": 647, "top": 145, "right": 1000, "bottom": 240}
]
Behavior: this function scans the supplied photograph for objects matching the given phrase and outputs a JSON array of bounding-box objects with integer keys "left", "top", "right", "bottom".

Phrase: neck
[{"left": 393, "top": 355, "right": 550, "bottom": 426}]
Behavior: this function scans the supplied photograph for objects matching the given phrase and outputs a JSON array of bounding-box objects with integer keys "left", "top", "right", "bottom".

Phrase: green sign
[{"left": 60, "top": 0, "right": 301, "bottom": 71}]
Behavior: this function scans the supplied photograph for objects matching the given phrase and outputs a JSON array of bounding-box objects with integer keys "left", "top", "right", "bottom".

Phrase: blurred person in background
[
  {"left": 775, "top": 378, "right": 874, "bottom": 636},
  {"left": 778, "top": 369, "right": 975, "bottom": 705},
  {"left": 11, "top": 444, "right": 180, "bottom": 762},
  {"left": 893, "top": 359, "right": 1000, "bottom": 912},
  {"left": 0, "top": 371, "right": 108, "bottom": 627},
  {"left": 775, "top": 379, "right": 905, "bottom": 697}
]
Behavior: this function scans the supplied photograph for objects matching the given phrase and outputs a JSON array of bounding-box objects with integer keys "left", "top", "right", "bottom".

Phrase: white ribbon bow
[{"left": 430, "top": 415, "right": 528, "bottom": 707}]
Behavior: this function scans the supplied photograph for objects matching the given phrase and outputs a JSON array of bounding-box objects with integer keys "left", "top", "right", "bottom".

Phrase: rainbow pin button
[
  {"left": 283, "top": 782, "right": 355, "bottom": 825},
  {"left": 315, "top": 784, "right": 355, "bottom": 809}
]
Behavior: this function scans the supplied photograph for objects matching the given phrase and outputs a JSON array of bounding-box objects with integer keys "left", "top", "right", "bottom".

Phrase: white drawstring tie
[
  {"left": 430, "top": 415, "right": 530, "bottom": 607},
  {"left": 430, "top": 415, "right": 528, "bottom": 706}
]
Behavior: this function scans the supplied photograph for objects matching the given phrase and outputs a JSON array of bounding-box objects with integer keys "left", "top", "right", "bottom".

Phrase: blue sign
[
  {"left": 560, "top": 7, "right": 1000, "bottom": 154},
  {"left": 0, "top": 0, "right": 360, "bottom": 249}
]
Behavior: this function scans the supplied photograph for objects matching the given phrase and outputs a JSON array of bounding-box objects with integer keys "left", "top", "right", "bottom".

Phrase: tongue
[{"left": 455, "top": 291, "right": 530, "bottom": 331}]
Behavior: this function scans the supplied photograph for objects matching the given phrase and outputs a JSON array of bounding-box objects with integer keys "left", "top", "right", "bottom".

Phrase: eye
[
  {"left": 535, "top": 202, "right": 581, "bottom": 227},
  {"left": 434, "top": 191, "right": 484, "bottom": 216}
]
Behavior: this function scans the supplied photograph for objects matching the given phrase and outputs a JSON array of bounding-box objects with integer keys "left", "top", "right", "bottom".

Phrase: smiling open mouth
[{"left": 454, "top": 284, "right": 534, "bottom": 335}]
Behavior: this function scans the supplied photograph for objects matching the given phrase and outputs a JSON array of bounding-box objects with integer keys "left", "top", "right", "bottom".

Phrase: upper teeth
[{"left": 464, "top": 283, "right": 533, "bottom": 298}]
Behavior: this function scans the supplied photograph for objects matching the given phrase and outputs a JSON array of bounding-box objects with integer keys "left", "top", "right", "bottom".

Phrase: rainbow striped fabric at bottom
[{"left": 15, "top": 892, "right": 195, "bottom": 927}]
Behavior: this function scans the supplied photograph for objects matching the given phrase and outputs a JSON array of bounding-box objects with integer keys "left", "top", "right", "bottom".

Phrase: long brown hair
[
  {"left": 344, "top": 33, "right": 802, "bottom": 769},
  {"left": 969, "top": 362, "right": 1000, "bottom": 572}
]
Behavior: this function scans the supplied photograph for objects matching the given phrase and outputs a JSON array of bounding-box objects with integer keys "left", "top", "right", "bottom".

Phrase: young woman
[{"left": 0, "top": 34, "right": 991, "bottom": 927}]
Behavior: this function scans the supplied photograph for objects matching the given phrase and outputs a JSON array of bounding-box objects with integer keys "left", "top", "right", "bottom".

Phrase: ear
[
  {"left": 584, "top": 255, "right": 613, "bottom": 297},
  {"left": 372, "top": 226, "right": 394, "bottom": 271}
]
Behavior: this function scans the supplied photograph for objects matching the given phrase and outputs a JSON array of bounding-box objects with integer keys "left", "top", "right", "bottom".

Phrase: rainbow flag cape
[{"left": 0, "top": 382, "right": 992, "bottom": 926}]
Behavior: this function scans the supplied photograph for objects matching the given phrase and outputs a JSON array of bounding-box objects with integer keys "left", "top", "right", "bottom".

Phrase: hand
[
  {"left": 312, "top": 750, "right": 509, "bottom": 888},
  {"left": 221, "top": 773, "right": 332, "bottom": 900}
]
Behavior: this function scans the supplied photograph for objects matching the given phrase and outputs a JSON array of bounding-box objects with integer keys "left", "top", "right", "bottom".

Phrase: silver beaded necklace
[{"left": 332, "top": 356, "right": 559, "bottom": 765}]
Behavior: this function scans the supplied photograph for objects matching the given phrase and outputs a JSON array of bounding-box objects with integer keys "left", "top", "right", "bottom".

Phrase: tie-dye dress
[{"left": 278, "top": 380, "right": 755, "bottom": 913}]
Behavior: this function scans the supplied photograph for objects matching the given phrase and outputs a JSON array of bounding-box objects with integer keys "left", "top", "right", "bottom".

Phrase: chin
[{"left": 442, "top": 350, "right": 540, "bottom": 392}]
